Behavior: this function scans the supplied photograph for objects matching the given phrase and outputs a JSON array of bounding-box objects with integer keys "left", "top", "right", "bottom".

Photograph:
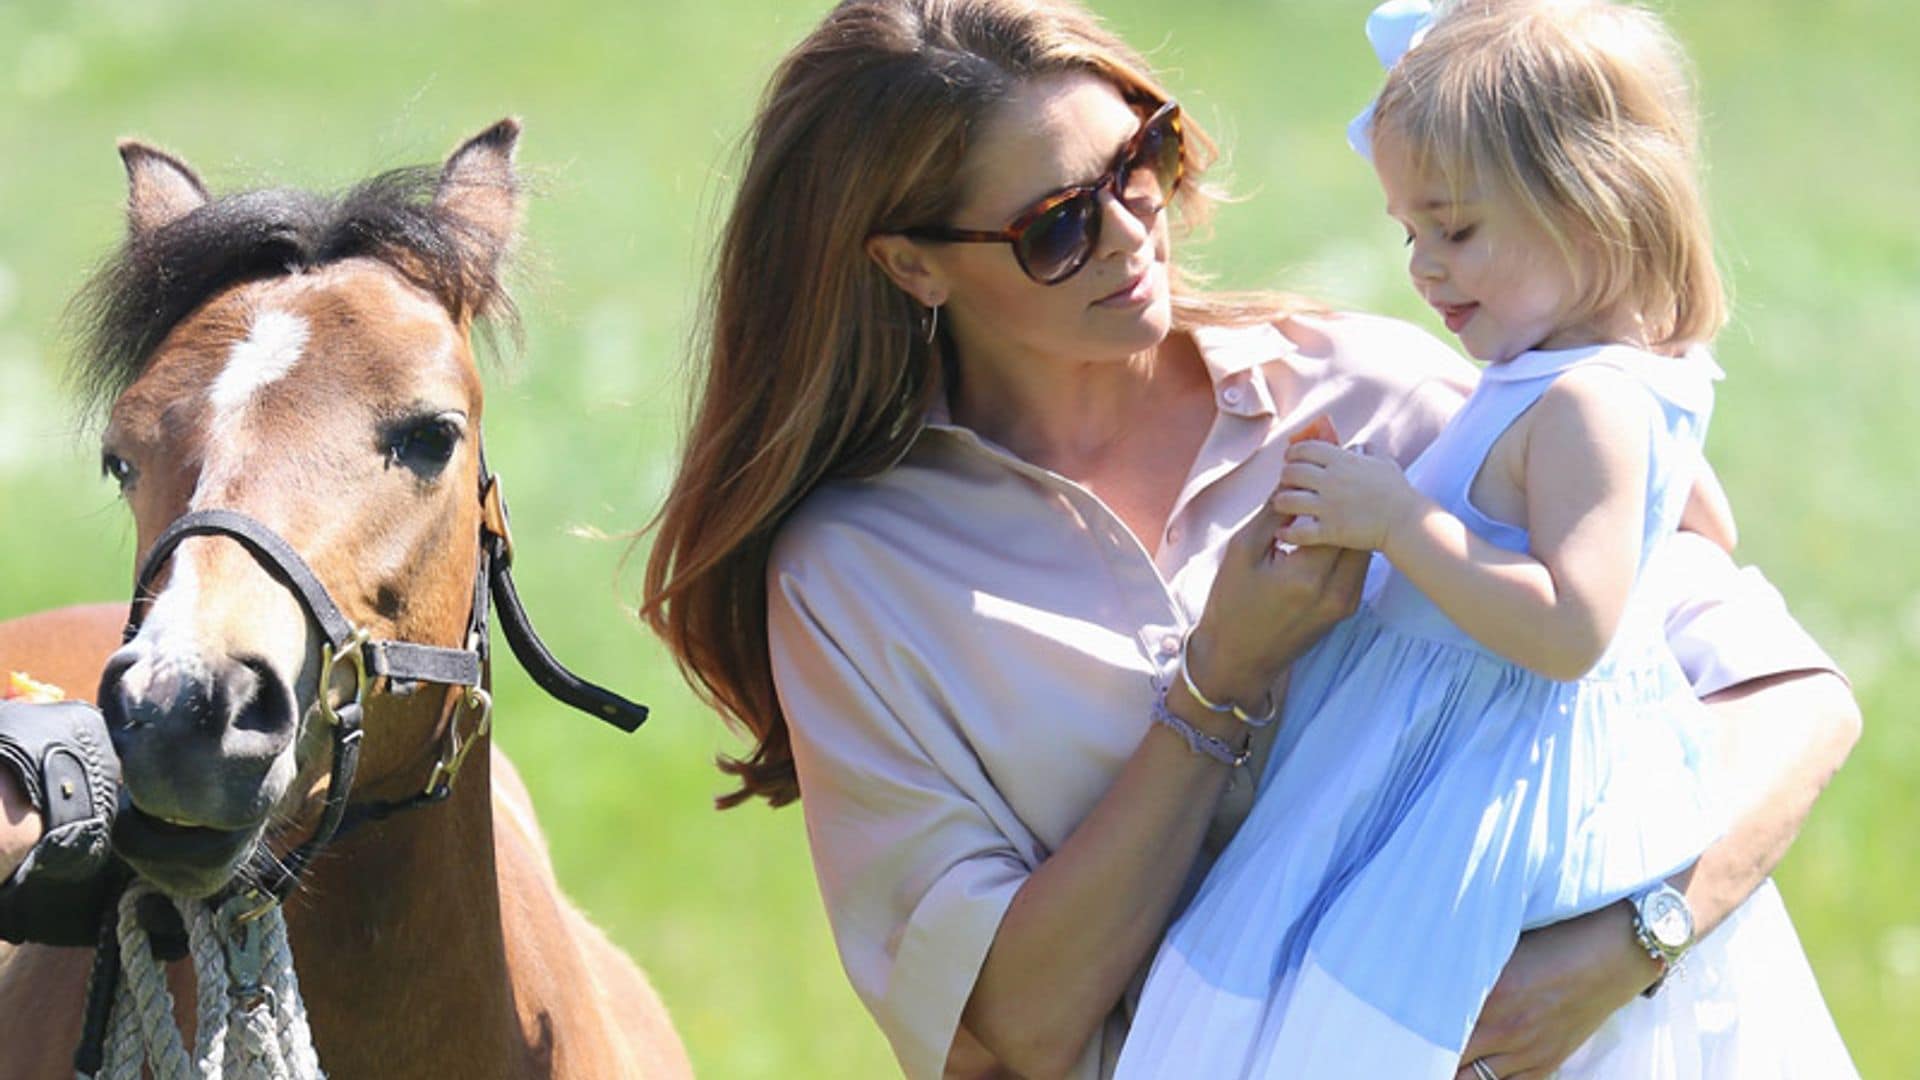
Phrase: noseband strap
[
  {"left": 117, "top": 468, "right": 649, "bottom": 901},
  {"left": 129, "top": 509, "right": 483, "bottom": 689}
]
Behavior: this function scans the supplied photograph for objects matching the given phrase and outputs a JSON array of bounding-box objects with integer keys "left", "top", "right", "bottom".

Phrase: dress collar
[{"left": 1480, "top": 342, "right": 1723, "bottom": 413}]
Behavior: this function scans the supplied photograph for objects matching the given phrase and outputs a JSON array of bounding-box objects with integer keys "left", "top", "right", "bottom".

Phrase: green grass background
[{"left": 0, "top": 1, "right": 1913, "bottom": 1075}]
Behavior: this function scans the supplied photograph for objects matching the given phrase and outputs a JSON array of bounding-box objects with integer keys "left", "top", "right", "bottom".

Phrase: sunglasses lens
[
  {"left": 1135, "top": 110, "right": 1183, "bottom": 200},
  {"left": 1018, "top": 195, "right": 1097, "bottom": 283}
]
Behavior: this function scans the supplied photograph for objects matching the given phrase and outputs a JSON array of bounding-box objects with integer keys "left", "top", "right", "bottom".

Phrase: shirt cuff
[
  {"left": 1657, "top": 534, "right": 1846, "bottom": 698},
  {"left": 884, "top": 857, "right": 1024, "bottom": 1080}
]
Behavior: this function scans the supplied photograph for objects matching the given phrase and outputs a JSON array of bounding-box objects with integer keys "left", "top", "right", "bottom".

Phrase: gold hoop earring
[{"left": 923, "top": 303, "right": 941, "bottom": 345}]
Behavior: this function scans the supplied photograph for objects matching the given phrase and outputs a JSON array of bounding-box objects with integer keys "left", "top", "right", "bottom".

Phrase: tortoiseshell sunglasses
[{"left": 903, "top": 100, "right": 1185, "bottom": 285}]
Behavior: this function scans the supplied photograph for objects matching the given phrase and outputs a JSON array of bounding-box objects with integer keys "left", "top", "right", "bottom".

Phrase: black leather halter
[
  {"left": 78, "top": 459, "right": 649, "bottom": 1075},
  {"left": 78, "top": 455, "right": 650, "bottom": 1075},
  {"left": 117, "top": 454, "right": 648, "bottom": 900}
]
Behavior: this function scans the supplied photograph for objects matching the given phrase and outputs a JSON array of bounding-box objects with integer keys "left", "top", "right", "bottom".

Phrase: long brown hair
[{"left": 644, "top": 0, "right": 1314, "bottom": 808}]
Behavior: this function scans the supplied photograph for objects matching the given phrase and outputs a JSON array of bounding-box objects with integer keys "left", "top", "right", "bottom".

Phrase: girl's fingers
[
  {"left": 1283, "top": 439, "right": 1341, "bottom": 466},
  {"left": 1275, "top": 515, "right": 1323, "bottom": 547},
  {"left": 1268, "top": 490, "right": 1319, "bottom": 518},
  {"left": 1276, "top": 461, "right": 1326, "bottom": 492}
]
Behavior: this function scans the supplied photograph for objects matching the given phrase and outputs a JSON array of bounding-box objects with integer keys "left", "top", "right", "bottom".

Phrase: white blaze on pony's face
[
  {"left": 90, "top": 122, "right": 522, "bottom": 897},
  {"left": 203, "top": 309, "right": 310, "bottom": 458}
]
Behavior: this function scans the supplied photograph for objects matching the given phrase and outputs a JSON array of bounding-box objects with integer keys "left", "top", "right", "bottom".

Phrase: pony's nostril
[
  {"left": 98, "top": 651, "right": 144, "bottom": 733},
  {"left": 229, "top": 655, "right": 295, "bottom": 736}
]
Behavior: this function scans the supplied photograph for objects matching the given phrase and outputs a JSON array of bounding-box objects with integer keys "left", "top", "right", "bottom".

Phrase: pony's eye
[
  {"left": 386, "top": 414, "right": 464, "bottom": 476},
  {"left": 101, "top": 451, "right": 137, "bottom": 491}
]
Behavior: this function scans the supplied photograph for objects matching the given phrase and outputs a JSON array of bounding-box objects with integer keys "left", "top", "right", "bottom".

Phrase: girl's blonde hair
[
  {"left": 643, "top": 0, "right": 1315, "bottom": 808},
  {"left": 1371, "top": 0, "right": 1725, "bottom": 350}
]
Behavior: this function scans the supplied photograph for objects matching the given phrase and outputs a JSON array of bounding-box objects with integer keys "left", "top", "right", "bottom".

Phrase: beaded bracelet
[
  {"left": 1150, "top": 682, "right": 1251, "bottom": 767},
  {"left": 1177, "top": 627, "right": 1280, "bottom": 728}
]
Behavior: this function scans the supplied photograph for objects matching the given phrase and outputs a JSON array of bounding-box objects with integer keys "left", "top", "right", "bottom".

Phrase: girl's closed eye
[{"left": 1443, "top": 224, "right": 1477, "bottom": 244}]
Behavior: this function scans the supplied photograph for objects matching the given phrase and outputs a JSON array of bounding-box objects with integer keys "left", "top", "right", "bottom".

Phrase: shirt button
[
  {"left": 1159, "top": 633, "right": 1181, "bottom": 657},
  {"left": 1221, "top": 386, "right": 1244, "bottom": 407}
]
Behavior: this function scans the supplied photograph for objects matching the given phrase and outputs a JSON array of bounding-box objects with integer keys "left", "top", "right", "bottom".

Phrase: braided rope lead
[
  {"left": 78, "top": 883, "right": 324, "bottom": 1080},
  {"left": 261, "top": 907, "right": 322, "bottom": 1078},
  {"left": 186, "top": 898, "right": 232, "bottom": 1075}
]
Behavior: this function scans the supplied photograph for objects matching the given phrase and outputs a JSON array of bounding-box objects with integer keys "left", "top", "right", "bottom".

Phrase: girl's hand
[
  {"left": 1187, "top": 502, "right": 1370, "bottom": 708},
  {"left": 1269, "top": 440, "right": 1423, "bottom": 552},
  {"left": 1454, "top": 902, "right": 1656, "bottom": 1080}
]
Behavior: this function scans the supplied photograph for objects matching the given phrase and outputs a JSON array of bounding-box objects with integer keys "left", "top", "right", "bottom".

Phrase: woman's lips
[
  {"left": 1438, "top": 302, "right": 1479, "bottom": 333},
  {"left": 1095, "top": 264, "right": 1156, "bottom": 308}
]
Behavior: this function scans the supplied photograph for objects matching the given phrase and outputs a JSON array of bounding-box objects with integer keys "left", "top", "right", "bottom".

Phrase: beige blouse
[{"left": 766, "top": 314, "right": 1837, "bottom": 1079}]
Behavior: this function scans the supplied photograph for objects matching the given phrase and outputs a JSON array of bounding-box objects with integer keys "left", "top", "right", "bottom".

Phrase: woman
[{"left": 642, "top": 1, "right": 1859, "bottom": 1076}]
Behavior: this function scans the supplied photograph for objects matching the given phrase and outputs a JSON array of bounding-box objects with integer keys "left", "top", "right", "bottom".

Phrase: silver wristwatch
[{"left": 1629, "top": 882, "right": 1695, "bottom": 997}]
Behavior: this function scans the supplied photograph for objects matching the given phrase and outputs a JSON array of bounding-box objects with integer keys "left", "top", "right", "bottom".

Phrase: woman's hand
[
  {"left": 0, "top": 699, "right": 126, "bottom": 946},
  {"left": 1459, "top": 667, "right": 1860, "bottom": 1079},
  {"left": 1185, "top": 501, "right": 1371, "bottom": 708},
  {"left": 1456, "top": 901, "right": 1659, "bottom": 1080},
  {"left": 0, "top": 764, "right": 40, "bottom": 881},
  {"left": 1269, "top": 440, "right": 1424, "bottom": 552}
]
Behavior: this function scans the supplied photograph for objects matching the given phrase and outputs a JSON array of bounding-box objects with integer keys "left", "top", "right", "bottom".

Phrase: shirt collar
[
  {"left": 922, "top": 322, "right": 1290, "bottom": 436},
  {"left": 1189, "top": 323, "right": 1287, "bottom": 419}
]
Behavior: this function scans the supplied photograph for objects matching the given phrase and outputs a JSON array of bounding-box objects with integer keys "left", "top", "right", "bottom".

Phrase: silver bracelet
[
  {"left": 1150, "top": 682, "right": 1250, "bottom": 767},
  {"left": 1177, "top": 627, "right": 1280, "bottom": 728}
]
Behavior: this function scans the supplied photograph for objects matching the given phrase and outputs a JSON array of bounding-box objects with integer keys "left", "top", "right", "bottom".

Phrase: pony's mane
[{"left": 71, "top": 164, "right": 519, "bottom": 416}]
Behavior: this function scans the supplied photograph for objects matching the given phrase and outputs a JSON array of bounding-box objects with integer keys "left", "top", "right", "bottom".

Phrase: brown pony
[{"left": 0, "top": 121, "right": 690, "bottom": 1078}]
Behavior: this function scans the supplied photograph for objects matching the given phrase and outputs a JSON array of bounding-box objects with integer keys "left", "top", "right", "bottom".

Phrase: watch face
[{"left": 1646, "top": 891, "right": 1692, "bottom": 950}]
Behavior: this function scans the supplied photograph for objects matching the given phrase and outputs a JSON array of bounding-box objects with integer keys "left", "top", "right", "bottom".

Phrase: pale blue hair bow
[{"left": 1347, "top": 0, "right": 1437, "bottom": 160}]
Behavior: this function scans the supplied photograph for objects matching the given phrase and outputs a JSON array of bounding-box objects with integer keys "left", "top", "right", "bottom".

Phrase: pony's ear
[
  {"left": 118, "top": 140, "right": 208, "bottom": 236},
  {"left": 434, "top": 118, "right": 523, "bottom": 268}
]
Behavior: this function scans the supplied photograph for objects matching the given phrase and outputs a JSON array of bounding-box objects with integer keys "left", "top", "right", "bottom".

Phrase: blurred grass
[{"left": 0, "top": 1, "right": 1913, "bottom": 1075}]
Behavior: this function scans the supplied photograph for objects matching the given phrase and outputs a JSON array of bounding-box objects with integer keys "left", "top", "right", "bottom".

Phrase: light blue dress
[{"left": 1118, "top": 344, "right": 1725, "bottom": 1078}]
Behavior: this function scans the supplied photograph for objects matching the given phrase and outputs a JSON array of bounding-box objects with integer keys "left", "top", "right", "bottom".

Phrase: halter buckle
[
  {"left": 424, "top": 686, "right": 492, "bottom": 797},
  {"left": 481, "top": 475, "right": 514, "bottom": 567},
  {"left": 315, "top": 626, "right": 371, "bottom": 730}
]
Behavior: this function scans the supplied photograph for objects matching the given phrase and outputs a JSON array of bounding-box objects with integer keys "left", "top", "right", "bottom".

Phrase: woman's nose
[{"left": 1095, "top": 186, "right": 1156, "bottom": 256}]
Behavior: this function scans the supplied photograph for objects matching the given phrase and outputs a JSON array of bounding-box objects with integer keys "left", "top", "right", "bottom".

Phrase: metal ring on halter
[
  {"left": 1471, "top": 1058, "right": 1499, "bottom": 1080},
  {"left": 314, "top": 626, "right": 371, "bottom": 730}
]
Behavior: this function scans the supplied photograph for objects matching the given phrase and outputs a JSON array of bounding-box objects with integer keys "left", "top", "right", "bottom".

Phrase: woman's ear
[{"left": 865, "top": 234, "right": 946, "bottom": 308}]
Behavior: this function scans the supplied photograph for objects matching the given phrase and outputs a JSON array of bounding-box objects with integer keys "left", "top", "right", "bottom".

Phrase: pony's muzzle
[{"left": 100, "top": 647, "right": 299, "bottom": 831}]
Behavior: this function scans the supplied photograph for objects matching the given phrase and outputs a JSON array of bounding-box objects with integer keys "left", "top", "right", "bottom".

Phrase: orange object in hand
[
  {"left": 1287, "top": 414, "right": 1340, "bottom": 447},
  {"left": 3, "top": 672, "right": 66, "bottom": 704},
  {"left": 1273, "top": 414, "right": 1342, "bottom": 537}
]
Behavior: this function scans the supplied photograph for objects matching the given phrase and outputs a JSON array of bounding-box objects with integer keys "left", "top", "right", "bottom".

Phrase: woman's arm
[
  {"left": 1273, "top": 366, "right": 1653, "bottom": 680},
  {"left": 1679, "top": 460, "right": 1738, "bottom": 552},
  {"left": 774, "top": 497, "right": 1369, "bottom": 1079},
  {"left": 963, "top": 521, "right": 1370, "bottom": 1077},
  {"left": 1459, "top": 667, "right": 1859, "bottom": 1077}
]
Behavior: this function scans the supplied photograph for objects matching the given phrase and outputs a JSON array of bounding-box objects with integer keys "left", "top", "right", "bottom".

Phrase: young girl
[{"left": 1119, "top": 2, "right": 1847, "bottom": 1076}]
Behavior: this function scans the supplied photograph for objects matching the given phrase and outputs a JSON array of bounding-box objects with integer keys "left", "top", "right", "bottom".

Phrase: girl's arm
[{"left": 1273, "top": 365, "right": 1653, "bottom": 680}]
